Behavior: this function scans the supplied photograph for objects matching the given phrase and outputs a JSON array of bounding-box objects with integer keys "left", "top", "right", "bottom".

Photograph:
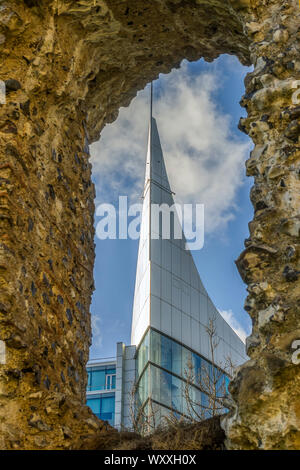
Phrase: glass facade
[
  {"left": 86, "top": 393, "right": 115, "bottom": 426},
  {"left": 87, "top": 365, "right": 116, "bottom": 391},
  {"left": 136, "top": 329, "right": 229, "bottom": 425},
  {"left": 86, "top": 365, "right": 116, "bottom": 427}
]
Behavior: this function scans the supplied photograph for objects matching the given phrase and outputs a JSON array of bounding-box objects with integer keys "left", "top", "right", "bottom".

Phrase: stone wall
[
  {"left": 0, "top": 0, "right": 299, "bottom": 450},
  {"left": 222, "top": 0, "right": 300, "bottom": 450}
]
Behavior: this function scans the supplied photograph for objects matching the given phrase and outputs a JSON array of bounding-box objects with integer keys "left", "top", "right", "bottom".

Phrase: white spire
[{"left": 131, "top": 85, "right": 247, "bottom": 368}]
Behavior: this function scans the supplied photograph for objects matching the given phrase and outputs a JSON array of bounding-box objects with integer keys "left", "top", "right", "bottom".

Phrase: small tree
[{"left": 129, "top": 381, "right": 158, "bottom": 434}]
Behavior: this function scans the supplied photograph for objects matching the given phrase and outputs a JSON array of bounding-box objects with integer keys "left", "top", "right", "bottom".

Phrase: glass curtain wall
[{"left": 136, "top": 329, "right": 229, "bottom": 425}]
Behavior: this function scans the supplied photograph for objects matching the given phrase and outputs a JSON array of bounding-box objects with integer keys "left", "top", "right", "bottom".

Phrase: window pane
[
  {"left": 86, "top": 398, "right": 100, "bottom": 416},
  {"left": 160, "top": 369, "right": 172, "bottom": 408},
  {"left": 161, "top": 335, "right": 172, "bottom": 371},
  {"left": 101, "top": 395, "right": 115, "bottom": 413},
  {"left": 200, "top": 359, "right": 210, "bottom": 393},
  {"left": 181, "top": 347, "right": 191, "bottom": 379},
  {"left": 216, "top": 372, "right": 226, "bottom": 398},
  {"left": 192, "top": 353, "right": 201, "bottom": 386},
  {"left": 171, "top": 341, "right": 181, "bottom": 376},
  {"left": 150, "top": 364, "right": 161, "bottom": 403},
  {"left": 92, "top": 370, "right": 105, "bottom": 390},
  {"left": 201, "top": 393, "right": 212, "bottom": 419},
  {"left": 112, "top": 375, "right": 116, "bottom": 389},
  {"left": 225, "top": 375, "right": 230, "bottom": 395},
  {"left": 137, "top": 366, "right": 149, "bottom": 407},
  {"left": 100, "top": 395, "right": 115, "bottom": 425},
  {"left": 150, "top": 330, "right": 161, "bottom": 366},
  {"left": 171, "top": 375, "right": 181, "bottom": 411},
  {"left": 137, "top": 330, "right": 149, "bottom": 376},
  {"left": 106, "top": 375, "right": 111, "bottom": 389}
]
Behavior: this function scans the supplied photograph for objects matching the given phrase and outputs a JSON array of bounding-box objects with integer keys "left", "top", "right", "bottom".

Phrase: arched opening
[
  {"left": 0, "top": 0, "right": 299, "bottom": 451},
  {"left": 88, "top": 53, "right": 254, "bottom": 436},
  {"left": 89, "top": 55, "right": 253, "bottom": 360}
]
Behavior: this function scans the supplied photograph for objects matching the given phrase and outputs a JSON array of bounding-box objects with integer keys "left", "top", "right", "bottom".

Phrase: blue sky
[{"left": 89, "top": 55, "right": 253, "bottom": 360}]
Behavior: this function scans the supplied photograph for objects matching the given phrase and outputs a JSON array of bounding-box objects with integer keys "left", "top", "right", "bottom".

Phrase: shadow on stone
[{"left": 78, "top": 415, "right": 226, "bottom": 450}]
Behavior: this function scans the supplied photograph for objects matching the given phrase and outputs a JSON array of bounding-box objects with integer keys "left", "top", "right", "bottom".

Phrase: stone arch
[{"left": 0, "top": 0, "right": 299, "bottom": 450}]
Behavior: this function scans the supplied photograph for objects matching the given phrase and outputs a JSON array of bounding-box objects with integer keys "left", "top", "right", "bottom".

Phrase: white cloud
[
  {"left": 90, "top": 59, "right": 251, "bottom": 235},
  {"left": 218, "top": 309, "right": 250, "bottom": 343},
  {"left": 91, "top": 314, "right": 102, "bottom": 349}
]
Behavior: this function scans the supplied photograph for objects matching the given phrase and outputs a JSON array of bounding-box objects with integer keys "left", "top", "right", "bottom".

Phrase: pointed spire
[{"left": 144, "top": 82, "right": 171, "bottom": 195}]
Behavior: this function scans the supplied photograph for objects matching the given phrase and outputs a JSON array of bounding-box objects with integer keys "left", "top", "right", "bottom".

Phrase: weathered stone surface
[
  {"left": 222, "top": 0, "right": 300, "bottom": 450},
  {"left": 0, "top": 0, "right": 299, "bottom": 450}
]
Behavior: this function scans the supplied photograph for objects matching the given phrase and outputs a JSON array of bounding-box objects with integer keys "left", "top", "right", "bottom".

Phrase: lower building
[
  {"left": 86, "top": 344, "right": 136, "bottom": 430},
  {"left": 86, "top": 358, "right": 116, "bottom": 427},
  {"left": 86, "top": 329, "right": 233, "bottom": 431}
]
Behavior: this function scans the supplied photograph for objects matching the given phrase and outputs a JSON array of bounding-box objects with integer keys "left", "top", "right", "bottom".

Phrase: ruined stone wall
[
  {"left": 223, "top": 0, "right": 300, "bottom": 450},
  {"left": 0, "top": 0, "right": 299, "bottom": 450}
]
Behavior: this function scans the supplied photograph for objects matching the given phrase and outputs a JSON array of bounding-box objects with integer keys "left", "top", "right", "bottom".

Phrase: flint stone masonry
[{"left": 0, "top": 0, "right": 299, "bottom": 450}]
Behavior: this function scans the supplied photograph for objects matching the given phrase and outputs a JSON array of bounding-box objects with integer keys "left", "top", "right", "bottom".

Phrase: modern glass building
[
  {"left": 86, "top": 90, "right": 247, "bottom": 431},
  {"left": 135, "top": 329, "right": 231, "bottom": 427}
]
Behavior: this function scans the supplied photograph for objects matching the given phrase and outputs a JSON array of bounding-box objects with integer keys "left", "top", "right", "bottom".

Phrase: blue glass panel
[
  {"left": 192, "top": 353, "right": 201, "bottom": 384},
  {"left": 92, "top": 370, "right": 106, "bottom": 390},
  {"left": 208, "top": 363, "right": 213, "bottom": 381},
  {"left": 137, "top": 330, "right": 149, "bottom": 376},
  {"left": 150, "top": 364, "right": 161, "bottom": 403},
  {"left": 160, "top": 368, "right": 172, "bottom": 408},
  {"left": 201, "top": 393, "right": 212, "bottom": 419},
  {"left": 101, "top": 395, "right": 115, "bottom": 413},
  {"left": 225, "top": 375, "right": 230, "bottom": 395},
  {"left": 86, "top": 397, "right": 100, "bottom": 415},
  {"left": 100, "top": 394, "right": 115, "bottom": 426},
  {"left": 171, "top": 375, "right": 182, "bottom": 411},
  {"left": 150, "top": 330, "right": 161, "bottom": 368},
  {"left": 171, "top": 341, "right": 181, "bottom": 376},
  {"left": 100, "top": 412, "right": 113, "bottom": 421},
  {"left": 161, "top": 335, "right": 172, "bottom": 371},
  {"left": 87, "top": 393, "right": 115, "bottom": 425},
  {"left": 134, "top": 330, "right": 230, "bottom": 424},
  {"left": 86, "top": 367, "right": 117, "bottom": 391},
  {"left": 137, "top": 365, "right": 149, "bottom": 407},
  {"left": 112, "top": 375, "right": 116, "bottom": 389},
  {"left": 181, "top": 347, "right": 191, "bottom": 379},
  {"left": 216, "top": 373, "right": 225, "bottom": 397}
]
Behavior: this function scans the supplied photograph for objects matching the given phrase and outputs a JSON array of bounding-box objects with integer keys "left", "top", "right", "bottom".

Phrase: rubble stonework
[
  {"left": 0, "top": 0, "right": 299, "bottom": 450},
  {"left": 222, "top": 0, "right": 300, "bottom": 450}
]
